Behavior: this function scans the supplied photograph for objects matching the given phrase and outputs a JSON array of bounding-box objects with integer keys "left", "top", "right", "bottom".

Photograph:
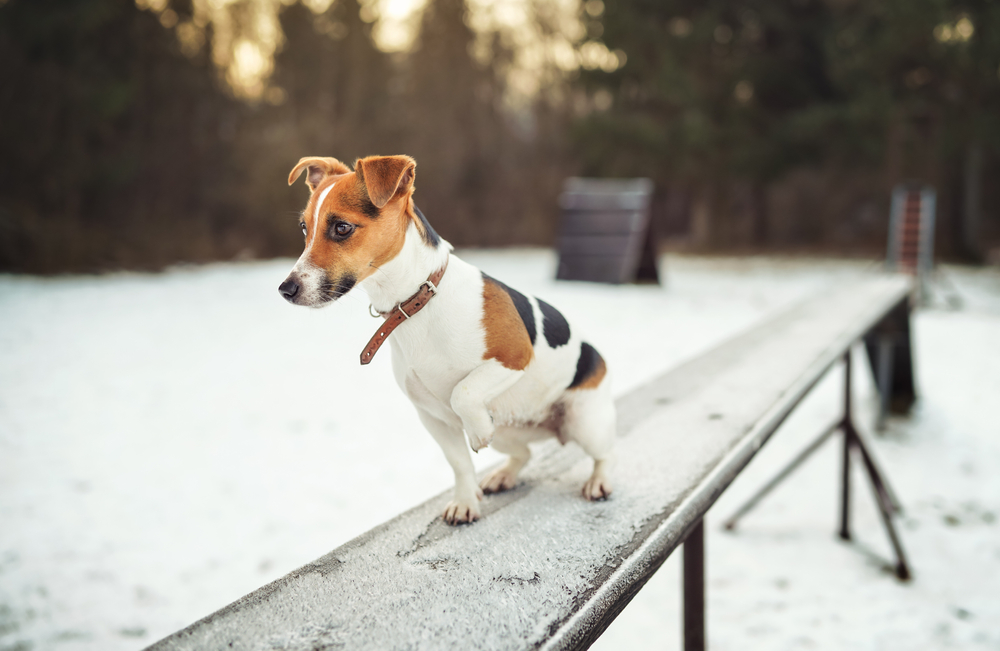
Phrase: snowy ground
[{"left": 0, "top": 250, "right": 997, "bottom": 651}]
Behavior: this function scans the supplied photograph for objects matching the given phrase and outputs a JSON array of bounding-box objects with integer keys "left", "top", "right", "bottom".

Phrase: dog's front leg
[
  {"left": 416, "top": 409, "right": 482, "bottom": 524},
  {"left": 450, "top": 361, "right": 525, "bottom": 452}
]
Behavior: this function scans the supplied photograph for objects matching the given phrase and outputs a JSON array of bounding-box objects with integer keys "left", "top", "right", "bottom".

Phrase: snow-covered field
[{"left": 0, "top": 250, "right": 997, "bottom": 651}]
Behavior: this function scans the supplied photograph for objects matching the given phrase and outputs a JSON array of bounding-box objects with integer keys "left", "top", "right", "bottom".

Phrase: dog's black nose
[{"left": 279, "top": 277, "right": 300, "bottom": 301}]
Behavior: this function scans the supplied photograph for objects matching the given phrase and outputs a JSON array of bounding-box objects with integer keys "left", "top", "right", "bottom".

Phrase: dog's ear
[
  {"left": 288, "top": 157, "right": 351, "bottom": 191},
  {"left": 354, "top": 155, "right": 416, "bottom": 209}
]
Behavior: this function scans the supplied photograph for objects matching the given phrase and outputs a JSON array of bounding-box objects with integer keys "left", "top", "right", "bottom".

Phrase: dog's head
[{"left": 279, "top": 155, "right": 417, "bottom": 307}]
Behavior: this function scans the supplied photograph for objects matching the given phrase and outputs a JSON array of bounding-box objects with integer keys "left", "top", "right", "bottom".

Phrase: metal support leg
[
  {"left": 850, "top": 426, "right": 912, "bottom": 580},
  {"left": 839, "top": 352, "right": 852, "bottom": 540},
  {"left": 838, "top": 427, "right": 851, "bottom": 541},
  {"left": 719, "top": 348, "right": 912, "bottom": 581},
  {"left": 853, "top": 426, "right": 903, "bottom": 514},
  {"left": 683, "top": 519, "right": 705, "bottom": 651},
  {"left": 876, "top": 335, "right": 895, "bottom": 432},
  {"left": 843, "top": 350, "right": 911, "bottom": 579},
  {"left": 723, "top": 419, "right": 841, "bottom": 530}
]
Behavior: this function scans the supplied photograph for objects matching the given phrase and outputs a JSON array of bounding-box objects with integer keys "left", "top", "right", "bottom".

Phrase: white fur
[
  {"left": 285, "top": 182, "right": 338, "bottom": 307},
  {"left": 312, "top": 183, "right": 336, "bottom": 244},
  {"left": 282, "top": 191, "right": 616, "bottom": 524},
  {"left": 353, "top": 221, "right": 617, "bottom": 524}
]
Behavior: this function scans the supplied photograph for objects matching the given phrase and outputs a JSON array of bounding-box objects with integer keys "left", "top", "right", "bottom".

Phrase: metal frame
[
  {"left": 683, "top": 520, "right": 705, "bottom": 651},
  {"left": 678, "top": 349, "right": 912, "bottom": 651},
  {"left": 722, "top": 351, "right": 911, "bottom": 579}
]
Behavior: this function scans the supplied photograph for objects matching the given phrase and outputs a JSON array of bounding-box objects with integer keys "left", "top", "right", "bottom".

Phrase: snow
[
  {"left": 138, "top": 275, "right": 912, "bottom": 651},
  {"left": 1, "top": 251, "right": 998, "bottom": 650}
]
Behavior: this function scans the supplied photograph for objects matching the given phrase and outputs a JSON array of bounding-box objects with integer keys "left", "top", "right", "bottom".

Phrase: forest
[{"left": 1, "top": 0, "right": 998, "bottom": 273}]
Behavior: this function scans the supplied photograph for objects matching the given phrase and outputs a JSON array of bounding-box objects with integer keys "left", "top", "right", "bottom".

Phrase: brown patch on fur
[
  {"left": 570, "top": 355, "right": 606, "bottom": 391},
  {"left": 305, "top": 175, "right": 409, "bottom": 282},
  {"left": 355, "top": 155, "right": 416, "bottom": 208},
  {"left": 296, "top": 162, "right": 409, "bottom": 287},
  {"left": 288, "top": 156, "right": 351, "bottom": 190},
  {"left": 481, "top": 277, "right": 534, "bottom": 370}
]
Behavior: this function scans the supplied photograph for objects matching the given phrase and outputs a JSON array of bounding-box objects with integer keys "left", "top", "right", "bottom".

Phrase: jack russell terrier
[{"left": 279, "top": 155, "right": 616, "bottom": 524}]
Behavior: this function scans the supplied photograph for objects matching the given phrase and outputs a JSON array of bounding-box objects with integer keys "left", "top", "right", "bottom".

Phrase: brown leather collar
[{"left": 360, "top": 257, "right": 448, "bottom": 365}]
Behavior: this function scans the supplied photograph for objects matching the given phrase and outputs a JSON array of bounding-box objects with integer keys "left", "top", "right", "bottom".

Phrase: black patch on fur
[
  {"left": 537, "top": 299, "right": 570, "bottom": 348},
  {"left": 569, "top": 342, "right": 602, "bottom": 389},
  {"left": 482, "top": 273, "right": 536, "bottom": 345},
  {"left": 358, "top": 196, "right": 381, "bottom": 219},
  {"left": 348, "top": 178, "right": 381, "bottom": 219},
  {"left": 413, "top": 204, "right": 441, "bottom": 247},
  {"left": 326, "top": 273, "right": 356, "bottom": 300}
]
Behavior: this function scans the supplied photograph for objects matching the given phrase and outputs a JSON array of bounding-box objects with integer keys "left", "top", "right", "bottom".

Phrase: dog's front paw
[
  {"left": 466, "top": 429, "right": 495, "bottom": 453},
  {"left": 480, "top": 467, "right": 519, "bottom": 494},
  {"left": 582, "top": 475, "right": 612, "bottom": 501},
  {"left": 443, "top": 498, "right": 481, "bottom": 525}
]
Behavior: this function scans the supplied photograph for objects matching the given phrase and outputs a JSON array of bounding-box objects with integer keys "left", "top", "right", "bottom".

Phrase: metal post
[
  {"left": 683, "top": 519, "right": 705, "bottom": 651},
  {"left": 876, "top": 335, "right": 895, "bottom": 432},
  {"left": 839, "top": 352, "right": 852, "bottom": 541},
  {"left": 853, "top": 427, "right": 903, "bottom": 514},
  {"left": 852, "top": 434, "right": 912, "bottom": 580}
]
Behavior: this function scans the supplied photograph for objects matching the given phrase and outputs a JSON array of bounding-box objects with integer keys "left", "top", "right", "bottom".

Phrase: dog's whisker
[{"left": 318, "top": 285, "right": 367, "bottom": 306}]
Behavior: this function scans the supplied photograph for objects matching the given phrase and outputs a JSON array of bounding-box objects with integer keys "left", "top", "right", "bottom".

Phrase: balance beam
[{"left": 148, "top": 274, "right": 914, "bottom": 651}]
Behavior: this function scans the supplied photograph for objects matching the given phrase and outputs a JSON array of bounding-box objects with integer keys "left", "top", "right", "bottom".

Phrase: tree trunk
[{"left": 962, "top": 142, "right": 983, "bottom": 262}]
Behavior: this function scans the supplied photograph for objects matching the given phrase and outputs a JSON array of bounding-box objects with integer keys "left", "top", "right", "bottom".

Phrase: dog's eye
[
  {"left": 332, "top": 222, "right": 355, "bottom": 240},
  {"left": 300, "top": 223, "right": 307, "bottom": 237}
]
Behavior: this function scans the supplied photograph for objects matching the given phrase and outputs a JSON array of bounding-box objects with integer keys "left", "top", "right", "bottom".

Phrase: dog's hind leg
[
  {"left": 561, "top": 383, "right": 617, "bottom": 501},
  {"left": 479, "top": 426, "right": 549, "bottom": 494},
  {"left": 416, "top": 409, "right": 482, "bottom": 524}
]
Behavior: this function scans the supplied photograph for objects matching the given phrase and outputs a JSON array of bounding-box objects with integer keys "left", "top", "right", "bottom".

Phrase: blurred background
[
  {"left": 2, "top": 0, "right": 999, "bottom": 272},
  {"left": 3, "top": 2, "right": 1000, "bottom": 650}
]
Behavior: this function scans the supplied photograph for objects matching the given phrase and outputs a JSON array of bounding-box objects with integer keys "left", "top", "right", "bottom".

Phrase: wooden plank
[
  {"left": 560, "top": 193, "right": 651, "bottom": 211},
  {"left": 560, "top": 178, "right": 653, "bottom": 212},
  {"left": 558, "top": 211, "right": 646, "bottom": 236},
  {"left": 147, "top": 275, "right": 912, "bottom": 651},
  {"left": 556, "top": 255, "right": 632, "bottom": 284},
  {"left": 563, "top": 177, "right": 653, "bottom": 195},
  {"left": 556, "top": 177, "right": 656, "bottom": 284},
  {"left": 557, "top": 234, "right": 637, "bottom": 257}
]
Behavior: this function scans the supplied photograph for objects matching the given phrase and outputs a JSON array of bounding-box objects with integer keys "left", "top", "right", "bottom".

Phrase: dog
[{"left": 279, "top": 155, "right": 616, "bottom": 524}]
